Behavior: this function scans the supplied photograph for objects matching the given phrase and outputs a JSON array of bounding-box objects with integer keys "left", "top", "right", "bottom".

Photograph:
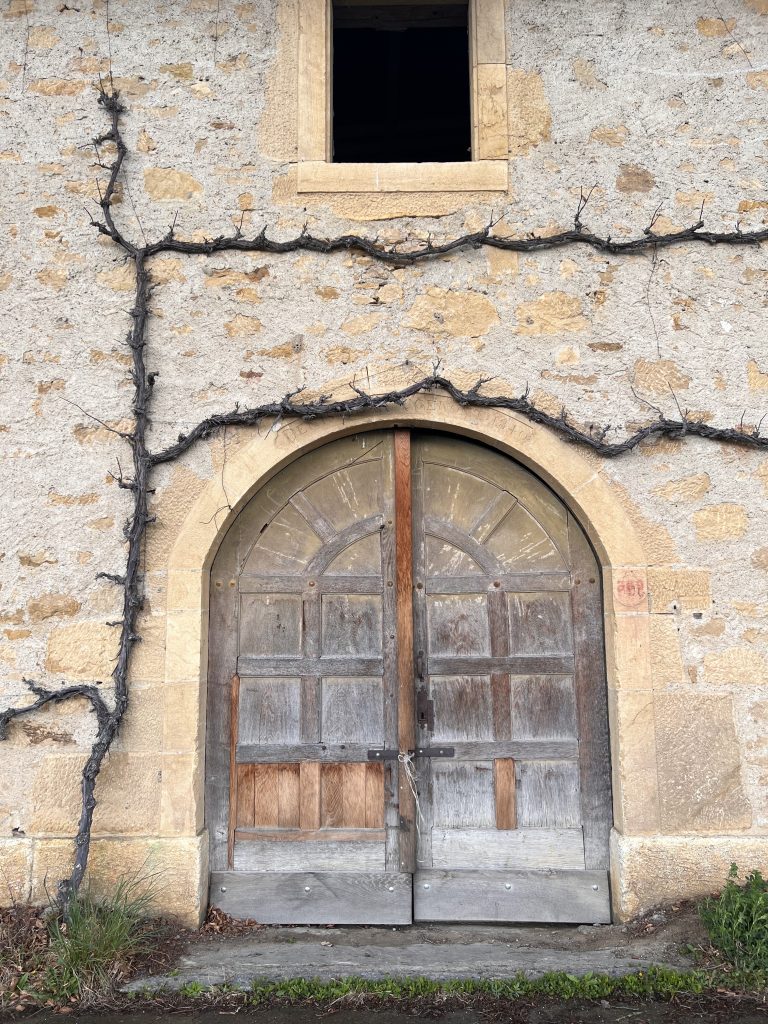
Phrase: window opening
[{"left": 332, "top": 3, "right": 471, "bottom": 163}]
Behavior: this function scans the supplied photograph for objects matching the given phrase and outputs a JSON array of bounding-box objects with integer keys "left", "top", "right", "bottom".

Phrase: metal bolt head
[
  {"left": 423, "top": 883, "right": 430, "bottom": 889},
  {"left": 592, "top": 884, "right": 599, "bottom": 891},
  {"left": 505, "top": 883, "right": 512, "bottom": 890},
  {"left": 220, "top": 886, "right": 227, "bottom": 893},
  {"left": 304, "top": 886, "right": 311, "bottom": 892},
  {"left": 388, "top": 885, "right": 394, "bottom": 892}
]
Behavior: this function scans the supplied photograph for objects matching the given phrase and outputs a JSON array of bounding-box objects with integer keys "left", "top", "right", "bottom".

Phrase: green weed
[
  {"left": 244, "top": 967, "right": 713, "bottom": 1005},
  {"left": 699, "top": 863, "right": 768, "bottom": 974}
]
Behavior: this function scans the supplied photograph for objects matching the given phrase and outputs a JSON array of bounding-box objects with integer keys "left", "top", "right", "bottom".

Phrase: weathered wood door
[
  {"left": 409, "top": 434, "right": 611, "bottom": 922},
  {"left": 206, "top": 430, "right": 611, "bottom": 924}
]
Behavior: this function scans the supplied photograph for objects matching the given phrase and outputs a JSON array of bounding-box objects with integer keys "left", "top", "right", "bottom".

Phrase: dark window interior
[{"left": 332, "top": 3, "right": 471, "bottom": 163}]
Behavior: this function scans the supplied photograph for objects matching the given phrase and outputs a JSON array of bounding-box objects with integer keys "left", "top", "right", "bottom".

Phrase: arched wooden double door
[{"left": 206, "top": 430, "right": 612, "bottom": 924}]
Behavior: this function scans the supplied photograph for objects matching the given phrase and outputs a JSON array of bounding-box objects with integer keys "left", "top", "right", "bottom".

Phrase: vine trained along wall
[{"left": 1, "top": 0, "right": 768, "bottom": 922}]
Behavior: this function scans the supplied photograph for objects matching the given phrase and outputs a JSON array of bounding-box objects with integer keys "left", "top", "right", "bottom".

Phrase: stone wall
[{"left": 0, "top": 0, "right": 767, "bottom": 924}]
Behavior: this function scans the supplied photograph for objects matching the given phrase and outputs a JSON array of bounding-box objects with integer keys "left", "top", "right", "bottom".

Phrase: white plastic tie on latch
[{"left": 398, "top": 751, "right": 430, "bottom": 864}]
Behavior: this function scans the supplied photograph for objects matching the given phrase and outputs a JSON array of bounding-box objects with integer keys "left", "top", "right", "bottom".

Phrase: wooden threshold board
[{"left": 210, "top": 871, "right": 412, "bottom": 925}]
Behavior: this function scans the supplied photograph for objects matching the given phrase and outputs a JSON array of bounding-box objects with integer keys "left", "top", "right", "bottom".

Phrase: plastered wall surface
[{"left": 0, "top": 0, "right": 767, "bottom": 925}]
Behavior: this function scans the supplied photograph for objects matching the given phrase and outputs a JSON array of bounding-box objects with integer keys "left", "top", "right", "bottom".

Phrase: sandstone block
[
  {"left": 611, "top": 832, "right": 768, "bottom": 920},
  {"left": 0, "top": 839, "right": 31, "bottom": 903},
  {"left": 224, "top": 314, "right": 262, "bottom": 337},
  {"left": 608, "top": 689, "right": 660, "bottom": 834},
  {"left": 653, "top": 473, "right": 711, "bottom": 502},
  {"left": 144, "top": 168, "right": 203, "bottom": 201},
  {"left": 616, "top": 164, "right": 655, "bottom": 193},
  {"left": 341, "top": 312, "right": 385, "bottom": 336},
  {"left": 632, "top": 359, "right": 690, "bottom": 394},
  {"left": 515, "top": 291, "right": 587, "bottom": 335},
  {"left": 693, "top": 503, "right": 749, "bottom": 541},
  {"left": 649, "top": 616, "right": 685, "bottom": 686},
  {"left": 590, "top": 124, "right": 628, "bottom": 146},
  {"left": 28, "top": 79, "right": 86, "bottom": 96},
  {"left": 654, "top": 693, "right": 751, "bottom": 831},
  {"left": 45, "top": 621, "right": 115, "bottom": 680},
  {"left": 27, "top": 593, "right": 81, "bottom": 621},
  {"left": 647, "top": 568, "right": 711, "bottom": 612},
  {"left": 704, "top": 646, "right": 768, "bottom": 685},
  {"left": 507, "top": 69, "right": 551, "bottom": 154},
  {"left": 405, "top": 288, "right": 499, "bottom": 338},
  {"left": 747, "top": 359, "right": 768, "bottom": 390}
]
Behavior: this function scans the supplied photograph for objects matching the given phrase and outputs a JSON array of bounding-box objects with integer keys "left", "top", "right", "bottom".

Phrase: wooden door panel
[
  {"left": 510, "top": 676, "right": 578, "bottom": 740},
  {"left": 304, "top": 458, "right": 385, "bottom": 531},
  {"left": 411, "top": 432, "right": 611, "bottom": 923},
  {"left": 430, "top": 828, "right": 586, "bottom": 870},
  {"left": 239, "top": 594, "right": 303, "bottom": 657},
  {"left": 516, "top": 761, "right": 582, "bottom": 828},
  {"left": 431, "top": 761, "right": 496, "bottom": 828},
  {"left": 430, "top": 675, "right": 494, "bottom": 741},
  {"left": 207, "top": 432, "right": 407, "bottom": 923},
  {"left": 507, "top": 592, "right": 574, "bottom": 656},
  {"left": 325, "top": 533, "right": 382, "bottom": 575},
  {"left": 320, "top": 677, "right": 384, "bottom": 744},
  {"left": 232, "top": 748, "right": 386, "bottom": 833},
  {"left": 245, "top": 503, "right": 324, "bottom": 574},
  {"left": 484, "top": 504, "right": 568, "bottom": 572},
  {"left": 320, "top": 594, "right": 383, "bottom": 657},
  {"left": 427, "top": 595, "right": 491, "bottom": 656},
  {"left": 426, "top": 536, "right": 482, "bottom": 576},
  {"left": 238, "top": 678, "right": 302, "bottom": 745}
]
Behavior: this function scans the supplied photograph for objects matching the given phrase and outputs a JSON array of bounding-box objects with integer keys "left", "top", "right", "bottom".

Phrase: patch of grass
[
  {"left": 699, "top": 863, "right": 768, "bottom": 976},
  {"left": 243, "top": 967, "right": 714, "bottom": 1005},
  {"left": 44, "top": 874, "right": 160, "bottom": 1004}
]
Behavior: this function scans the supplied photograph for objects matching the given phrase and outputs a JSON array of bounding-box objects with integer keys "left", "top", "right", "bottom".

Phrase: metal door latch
[
  {"left": 367, "top": 746, "right": 455, "bottom": 760},
  {"left": 416, "top": 686, "right": 434, "bottom": 730}
]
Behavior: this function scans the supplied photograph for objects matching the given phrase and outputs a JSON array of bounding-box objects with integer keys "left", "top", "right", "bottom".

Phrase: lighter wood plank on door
[
  {"left": 319, "top": 762, "right": 385, "bottom": 829},
  {"left": 235, "top": 762, "right": 384, "bottom": 830},
  {"left": 494, "top": 758, "right": 516, "bottom": 830}
]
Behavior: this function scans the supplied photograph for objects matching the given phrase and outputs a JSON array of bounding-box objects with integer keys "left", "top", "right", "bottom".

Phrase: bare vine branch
[
  {"left": 148, "top": 372, "right": 768, "bottom": 467},
  {"left": 0, "top": 680, "right": 111, "bottom": 740},
  {"left": 2, "top": 83, "right": 766, "bottom": 914}
]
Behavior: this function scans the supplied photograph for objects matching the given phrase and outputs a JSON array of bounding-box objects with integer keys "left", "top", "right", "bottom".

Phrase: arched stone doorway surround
[{"left": 163, "top": 394, "right": 657, "bottom": 921}]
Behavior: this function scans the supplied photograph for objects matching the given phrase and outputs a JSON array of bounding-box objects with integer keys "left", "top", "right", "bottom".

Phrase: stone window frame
[{"left": 297, "top": 0, "right": 509, "bottom": 193}]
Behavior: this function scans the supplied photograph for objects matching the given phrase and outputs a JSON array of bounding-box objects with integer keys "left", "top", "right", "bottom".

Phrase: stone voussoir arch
[{"left": 162, "top": 392, "right": 656, "bottom": 916}]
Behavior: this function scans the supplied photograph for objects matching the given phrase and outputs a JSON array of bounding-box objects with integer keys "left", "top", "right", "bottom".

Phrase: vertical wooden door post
[{"left": 394, "top": 429, "right": 416, "bottom": 872}]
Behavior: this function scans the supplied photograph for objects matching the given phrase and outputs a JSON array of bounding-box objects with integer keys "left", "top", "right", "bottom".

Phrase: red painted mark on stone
[{"left": 616, "top": 576, "right": 646, "bottom": 606}]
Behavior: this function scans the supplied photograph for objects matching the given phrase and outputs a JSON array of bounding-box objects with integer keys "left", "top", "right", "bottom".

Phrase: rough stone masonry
[{"left": 0, "top": 0, "right": 767, "bottom": 925}]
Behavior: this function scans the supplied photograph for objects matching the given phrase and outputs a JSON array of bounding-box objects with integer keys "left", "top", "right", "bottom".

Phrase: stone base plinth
[
  {"left": 610, "top": 830, "right": 768, "bottom": 920},
  {"left": 0, "top": 834, "right": 208, "bottom": 928}
]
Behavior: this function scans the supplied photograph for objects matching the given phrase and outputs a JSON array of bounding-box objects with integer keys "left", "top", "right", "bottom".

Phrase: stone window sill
[{"left": 297, "top": 160, "right": 508, "bottom": 194}]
